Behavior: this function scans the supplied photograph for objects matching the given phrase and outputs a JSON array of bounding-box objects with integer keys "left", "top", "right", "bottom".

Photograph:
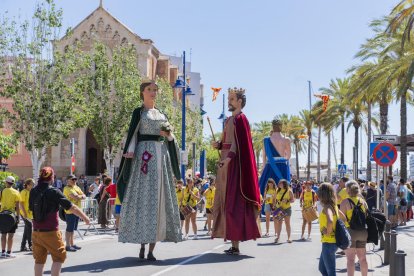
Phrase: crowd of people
[{"left": 1, "top": 84, "right": 414, "bottom": 276}]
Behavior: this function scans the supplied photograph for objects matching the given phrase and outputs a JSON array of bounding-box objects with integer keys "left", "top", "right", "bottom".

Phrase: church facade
[{"left": 4, "top": 3, "right": 203, "bottom": 179}]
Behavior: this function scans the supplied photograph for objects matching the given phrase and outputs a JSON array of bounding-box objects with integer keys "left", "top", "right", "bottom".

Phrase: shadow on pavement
[{"left": 44, "top": 253, "right": 254, "bottom": 274}]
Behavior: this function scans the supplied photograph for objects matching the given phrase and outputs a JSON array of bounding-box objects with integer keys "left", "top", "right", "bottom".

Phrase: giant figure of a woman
[{"left": 117, "top": 82, "right": 181, "bottom": 261}]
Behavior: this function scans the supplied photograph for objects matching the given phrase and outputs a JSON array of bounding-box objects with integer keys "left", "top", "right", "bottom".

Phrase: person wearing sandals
[
  {"left": 117, "top": 81, "right": 182, "bottom": 261},
  {"left": 263, "top": 178, "right": 277, "bottom": 237},
  {"left": 182, "top": 178, "right": 200, "bottom": 240},
  {"left": 300, "top": 181, "right": 318, "bottom": 241},
  {"left": 274, "top": 179, "right": 295, "bottom": 243}
]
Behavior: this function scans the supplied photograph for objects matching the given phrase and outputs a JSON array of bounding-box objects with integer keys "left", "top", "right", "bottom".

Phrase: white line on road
[{"left": 150, "top": 244, "right": 226, "bottom": 276}]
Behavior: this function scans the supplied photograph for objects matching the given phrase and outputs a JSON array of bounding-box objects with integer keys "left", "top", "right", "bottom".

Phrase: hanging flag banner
[
  {"left": 314, "top": 94, "right": 330, "bottom": 112},
  {"left": 211, "top": 87, "right": 222, "bottom": 102}
]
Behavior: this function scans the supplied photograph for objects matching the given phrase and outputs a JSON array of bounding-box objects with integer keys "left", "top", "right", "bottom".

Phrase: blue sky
[{"left": 1, "top": 0, "right": 412, "bottom": 172}]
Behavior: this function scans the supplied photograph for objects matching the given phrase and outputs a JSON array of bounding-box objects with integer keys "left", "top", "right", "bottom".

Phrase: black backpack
[
  {"left": 348, "top": 198, "right": 367, "bottom": 231},
  {"left": 32, "top": 188, "right": 50, "bottom": 222}
]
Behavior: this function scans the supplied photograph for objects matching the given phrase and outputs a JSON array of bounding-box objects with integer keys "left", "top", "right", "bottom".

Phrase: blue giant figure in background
[{"left": 259, "top": 119, "right": 291, "bottom": 196}]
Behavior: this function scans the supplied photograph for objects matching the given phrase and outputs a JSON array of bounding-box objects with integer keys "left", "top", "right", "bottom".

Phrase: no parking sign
[{"left": 372, "top": 142, "right": 397, "bottom": 167}]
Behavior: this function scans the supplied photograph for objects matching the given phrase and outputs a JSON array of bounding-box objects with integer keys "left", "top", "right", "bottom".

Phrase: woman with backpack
[
  {"left": 317, "top": 183, "right": 342, "bottom": 276},
  {"left": 340, "top": 180, "right": 368, "bottom": 276}
]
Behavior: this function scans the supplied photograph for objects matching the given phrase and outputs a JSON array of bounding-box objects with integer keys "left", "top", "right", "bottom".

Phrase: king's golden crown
[{"left": 228, "top": 87, "right": 245, "bottom": 94}]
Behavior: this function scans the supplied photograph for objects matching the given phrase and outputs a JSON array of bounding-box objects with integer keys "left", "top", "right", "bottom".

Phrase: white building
[
  {"left": 165, "top": 55, "right": 203, "bottom": 111},
  {"left": 410, "top": 154, "right": 414, "bottom": 179}
]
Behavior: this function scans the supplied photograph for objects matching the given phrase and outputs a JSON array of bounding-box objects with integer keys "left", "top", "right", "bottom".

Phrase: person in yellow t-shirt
[
  {"left": 114, "top": 191, "right": 121, "bottom": 233},
  {"left": 182, "top": 178, "right": 200, "bottom": 240},
  {"left": 300, "top": 181, "right": 318, "bottom": 241},
  {"left": 340, "top": 180, "right": 369, "bottom": 276},
  {"left": 337, "top": 177, "right": 349, "bottom": 207},
  {"left": 274, "top": 179, "right": 295, "bottom": 244},
  {"left": 203, "top": 180, "right": 216, "bottom": 235},
  {"left": 63, "top": 175, "right": 86, "bottom": 252},
  {"left": 19, "top": 178, "right": 35, "bottom": 251},
  {"left": 0, "top": 176, "right": 20, "bottom": 258},
  {"left": 317, "top": 183, "right": 343, "bottom": 276},
  {"left": 175, "top": 179, "right": 185, "bottom": 231},
  {"left": 263, "top": 178, "right": 277, "bottom": 237}
]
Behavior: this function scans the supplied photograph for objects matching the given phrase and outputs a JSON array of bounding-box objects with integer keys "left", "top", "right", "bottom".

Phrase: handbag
[
  {"left": 272, "top": 189, "right": 288, "bottom": 220},
  {"left": 332, "top": 206, "right": 351, "bottom": 250},
  {"left": 302, "top": 207, "right": 319, "bottom": 222},
  {"left": 180, "top": 187, "right": 195, "bottom": 217}
]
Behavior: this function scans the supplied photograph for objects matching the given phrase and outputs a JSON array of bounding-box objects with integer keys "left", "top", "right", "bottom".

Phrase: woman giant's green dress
[{"left": 117, "top": 107, "right": 181, "bottom": 244}]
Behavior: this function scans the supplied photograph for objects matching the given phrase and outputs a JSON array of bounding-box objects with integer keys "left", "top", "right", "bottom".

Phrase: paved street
[{"left": 1, "top": 202, "right": 413, "bottom": 275}]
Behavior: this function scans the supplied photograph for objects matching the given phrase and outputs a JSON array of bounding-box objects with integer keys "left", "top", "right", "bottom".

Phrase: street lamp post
[{"left": 174, "top": 51, "right": 194, "bottom": 182}]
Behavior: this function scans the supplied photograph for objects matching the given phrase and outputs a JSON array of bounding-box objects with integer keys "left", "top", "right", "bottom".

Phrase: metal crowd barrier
[
  {"left": 105, "top": 198, "right": 116, "bottom": 230},
  {"left": 80, "top": 198, "right": 100, "bottom": 236}
]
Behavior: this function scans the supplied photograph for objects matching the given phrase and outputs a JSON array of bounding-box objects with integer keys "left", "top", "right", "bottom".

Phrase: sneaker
[
  {"left": 193, "top": 235, "right": 198, "bottom": 240},
  {"left": 0, "top": 252, "right": 6, "bottom": 258},
  {"left": 274, "top": 237, "right": 279, "bottom": 244},
  {"left": 224, "top": 247, "right": 235, "bottom": 253},
  {"left": 65, "top": 246, "right": 77, "bottom": 252},
  {"left": 5, "top": 253, "right": 16, "bottom": 258},
  {"left": 72, "top": 245, "right": 82, "bottom": 250}
]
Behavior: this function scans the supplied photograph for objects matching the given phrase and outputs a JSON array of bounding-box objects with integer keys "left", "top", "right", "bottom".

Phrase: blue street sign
[
  {"left": 370, "top": 142, "right": 379, "bottom": 161},
  {"left": 338, "top": 164, "right": 347, "bottom": 174}
]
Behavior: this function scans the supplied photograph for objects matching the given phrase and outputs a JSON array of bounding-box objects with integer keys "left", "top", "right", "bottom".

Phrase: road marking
[{"left": 150, "top": 244, "right": 226, "bottom": 276}]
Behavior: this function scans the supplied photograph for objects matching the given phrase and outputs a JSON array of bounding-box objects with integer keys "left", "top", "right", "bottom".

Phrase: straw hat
[{"left": 368, "top": 181, "right": 377, "bottom": 188}]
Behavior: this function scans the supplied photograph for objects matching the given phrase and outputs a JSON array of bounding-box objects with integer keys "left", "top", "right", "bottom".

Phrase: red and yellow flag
[
  {"left": 314, "top": 94, "right": 330, "bottom": 112},
  {"left": 211, "top": 87, "right": 222, "bottom": 102}
]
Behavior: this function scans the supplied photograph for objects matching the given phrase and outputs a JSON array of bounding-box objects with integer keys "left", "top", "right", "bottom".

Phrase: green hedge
[{"left": 0, "top": 172, "right": 20, "bottom": 192}]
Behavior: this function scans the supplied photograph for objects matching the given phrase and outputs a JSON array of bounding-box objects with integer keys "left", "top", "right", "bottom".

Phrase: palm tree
[
  {"left": 320, "top": 78, "right": 351, "bottom": 167},
  {"left": 252, "top": 121, "right": 272, "bottom": 171},
  {"left": 300, "top": 110, "right": 314, "bottom": 180}
]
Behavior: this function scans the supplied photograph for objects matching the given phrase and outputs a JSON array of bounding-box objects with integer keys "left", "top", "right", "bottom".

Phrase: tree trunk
[
  {"left": 379, "top": 93, "right": 388, "bottom": 135},
  {"left": 317, "top": 126, "right": 321, "bottom": 182},
  {"left": 30, "top": 147, "right": 46, "bottom": 180},
  {"left": 341, "top": 115, "right": 345, "bottom": 165},
  {"left": 400, "top": 92, "right": 407, "bottom": 181},
  {"left": 295, "top": 140, "right": 300, "bottom": 180},
  {"left": 307, "top": 135, "right": 311, "bottom": 180},
  {"left": 103, "top": 148, "right": 114, "bottom": 179},
  {"left": 332, "top": 132, "right": 338, "bottom": 168},
  {"left": 327, "top": 131, "right": 331, "bottom": 182},
  {"left": 367, "top": 102, "right": 372, "bottom": 181},
  {"left": 354, "top": 124, "right": 359, "bottom": 180}
]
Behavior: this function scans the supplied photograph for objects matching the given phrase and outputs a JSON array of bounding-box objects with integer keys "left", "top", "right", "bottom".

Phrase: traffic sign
[
  {"left": 373, "top": 135, "right": 398, "bottom": 143},
  {"left": 338, "top": 164, "right": 347, "bottom": 174},
  {"left": 369, "top": 142, "right": 379, "bottom": 161},
  {"left": 372, "top": 142, "right": 397, "bottom": 167}
]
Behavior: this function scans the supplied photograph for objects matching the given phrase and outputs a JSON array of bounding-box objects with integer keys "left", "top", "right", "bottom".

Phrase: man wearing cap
[
  {"left": 63, "top": 174, "right": 86, "bottom": 252},
  {"left": 0, "top": 176, "right": 20, "bottom": 258},
  {"left": 30, "top": 167, "right": 90, "bottom": 276}
]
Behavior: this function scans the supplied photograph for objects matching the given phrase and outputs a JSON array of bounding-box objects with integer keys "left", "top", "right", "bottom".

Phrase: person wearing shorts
[
  {"left": 114, "top": 194, "right": 122, "bottom": 232},
  {"left": 263, "top": 179, "right": 277, "bottom": 237},
  {"left": 30, "top": 167, "right": 90, "bottom": 276},
  {"left": 203, "top": 180, "right": 216, "bottom": 235},
  {"left": 0, "top": 176, "right": 20, "bottom": 258},
  {"left": 340, "top": 180, "right": 369, "bottom": 276},
  {"left": 63, "top": 175, "right": 86, "bottom": 252},
  {"left": 274, "top": 179, "right": 295, "bottom": 244},
  {"left": 175, "top": 180, "right": 185, "bottom": 232}
]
